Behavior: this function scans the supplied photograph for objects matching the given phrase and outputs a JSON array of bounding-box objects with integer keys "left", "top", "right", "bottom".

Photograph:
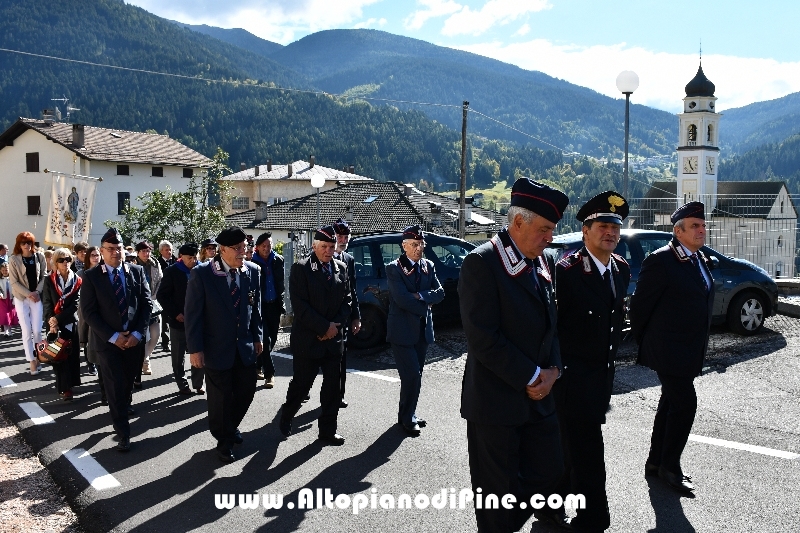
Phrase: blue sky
[{"left": 127, "top": 0, "right": 800, "bottom": 113}]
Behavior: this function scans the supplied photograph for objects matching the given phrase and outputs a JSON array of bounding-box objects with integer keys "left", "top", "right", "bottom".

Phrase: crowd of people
[{"left": 0, "top": 179, "right": 715, "bottom": 532}]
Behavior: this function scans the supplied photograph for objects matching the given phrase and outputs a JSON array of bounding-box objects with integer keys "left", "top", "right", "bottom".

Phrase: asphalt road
[{"left": 1, "top": 317, "right": 799, "bottom": 533}]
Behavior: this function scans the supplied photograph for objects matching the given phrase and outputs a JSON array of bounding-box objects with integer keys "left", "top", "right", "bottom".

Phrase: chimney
[
  {"left": 404, "top": 183, "right": 415, "bottom": 196},
  {"left": 465, "top": 196, "right": 474, "bottom": 223},
  {"left": 346, "top": 205, "right": 353, "bottom": 222},
  {"left": 240, "top": 162, "right": 247, "bottom": 172},
  {"left": 71, "top": 124, "right": 85, "bottom": 148},
  {"left": 254, "top": 165, "right": 260, "bottom": 177},
  {"left": 288, "top": 163, "right": 293, "bottom": 177},
  {"left": 254, "top": 201, "right": 267, "bottom": 222},
  {"left": 349, "top": 165, "right": 355, "bottom": 174},
  {"left": 267, "top": 159, "right": 272, "bottom": 172},
  {"left": 429, "top": 201, "right": 442, "bottom": 227},
  {"left": 310, "top": 155, "right": 315, "bottom": 168}
]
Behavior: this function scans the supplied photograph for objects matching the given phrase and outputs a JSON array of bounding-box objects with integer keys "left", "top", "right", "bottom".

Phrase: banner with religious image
[{"left": 45, "top": 173, "right": 97, "bottom": 246}]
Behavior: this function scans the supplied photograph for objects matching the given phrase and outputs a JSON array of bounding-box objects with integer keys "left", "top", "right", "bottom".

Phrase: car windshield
[{"left": 425, "top": 241, "right": 472, "bottom": 268}]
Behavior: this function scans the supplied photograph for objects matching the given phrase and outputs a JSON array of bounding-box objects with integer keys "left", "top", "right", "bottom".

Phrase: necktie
[
  {"left": 323, "top": 262, "right": 332, "bottom": 284},
  {"left": 230, "top": 269, "right": 241, "bottom": 315},
  {"left": 690, "top": 254, "right": 709, "bottom": 292},
  {"left": 603, "top": 270, "right": 615, "bottom": 306},
  {"left": 414, "top": 263, "right": 421, "bottom": 291},
  {"left": 111, "top": 268, "right": 127, "bottom": 320}
]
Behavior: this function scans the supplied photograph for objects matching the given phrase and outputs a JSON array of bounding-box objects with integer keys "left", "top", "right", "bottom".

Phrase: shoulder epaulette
[
  {"left": 611, "top": 253, "right": 629, "bottom": 267},
  {"left": 557, "top": 251, "right": 583, "bottom": 271}
]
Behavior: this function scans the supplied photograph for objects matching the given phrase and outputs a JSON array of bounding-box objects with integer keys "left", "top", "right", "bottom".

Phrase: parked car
[
  {"left": 346, "top": 232, "right": 477, "bottom": 349},
  {"left": 548, "top": 230, "right": 779, "bottom": 336}
]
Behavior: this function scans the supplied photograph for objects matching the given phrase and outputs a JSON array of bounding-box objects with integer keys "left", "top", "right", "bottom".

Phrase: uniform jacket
[
  {"left": 8, "top": 253, "right": 47, "bottom": 300},
  {"left": 385, "top": 254, "right": 444, "bottom": 345},
  {"left": 459, "top": 229, "right": 562, "bottom": 425},
  {"left": 630, "top": 238, "right": 715, "bottom": 378},
  {"left": 80, "top": 262, "right": 152, "bottom": 349},
  {"left": 156, "top": 261, "right": 191, "bottom": 330},
  {"left": 252, "top": 251, "right": 285, "bottom": 308},
  {"left": 554, "top": 247, "right": 631, "bottom": 423},
  {"left": 289, "top": 253, "right": 351, "bottom": 359},
  {"left": 184, "top": 255, "right": 263, "bottom": 370},
  {"left": 335, "top": 251, "right": 361, "bottom": 323}
]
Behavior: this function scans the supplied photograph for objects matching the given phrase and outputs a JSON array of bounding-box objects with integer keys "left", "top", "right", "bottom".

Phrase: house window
[
  {"left": 707, "top": 124, "right": 714, "bottom": 144},
  {"left": 118, "top": 192, "right": 130, "bottom": 215},
  {"left": 27, "top": 196, "right": 41, "bottom": 216},
  {"left": 152, "top": 166, "right": 163, "bottom": 177},
  {"left": 364, "top": 195, "right": 379, "bottom": 203},
  {"left": 26, "top": 153, "right": 40, "bottom": 172},
  {"left": 778, "top": 236, "right": 783, "bottom": 248},
  {"left": 117, "top": 165, "right": 129, "bottom": 176},
  {"left": 232, "top": 197, "right": 250, "bottom": 210},
  {"left": 781, "top": 201, "right": 784, "bottom": 214},
  {"left": 183, "top": 168, "right": 193, "bottom": 178}
]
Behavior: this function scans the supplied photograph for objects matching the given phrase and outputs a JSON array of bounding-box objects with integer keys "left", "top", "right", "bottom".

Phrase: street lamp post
[
  {"left": 310, "top": 174, "right": 325, "bottom": 229},
  {"left": 616, "top": 71, "right": 639, "bottom": 198}
]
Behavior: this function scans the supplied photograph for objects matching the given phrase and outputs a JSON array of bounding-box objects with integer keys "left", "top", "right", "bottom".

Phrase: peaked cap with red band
[
  {"left": 510, "top": 177, "right": 569, "bottom": 224},
  {"left": 671, "top": 201, "right": 705, "bottom": 224},
  {"left": 315, "top": 225, "right": 337, "bottom": 243}
]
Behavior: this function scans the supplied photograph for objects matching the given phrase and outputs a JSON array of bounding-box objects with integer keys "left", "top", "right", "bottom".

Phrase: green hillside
[
  {"left": 176, "top": 23, "right": 284, "bottom": 58},
  {"left": 720, "top": 133, "right": 800, "bottom": 194},
  {"left": 721, "top": 92, "right": 800, "bottom": 155}
]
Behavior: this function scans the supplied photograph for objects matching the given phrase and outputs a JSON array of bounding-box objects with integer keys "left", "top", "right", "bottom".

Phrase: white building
[{"left": 0, "top": 118, "right": 212, "bottom": 244}]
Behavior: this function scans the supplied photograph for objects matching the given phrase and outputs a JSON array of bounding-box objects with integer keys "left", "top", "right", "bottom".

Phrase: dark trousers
[
  {"left": 339, "top": 328, "right": 348, "bottom": 400},
  {"left": 392, "top": 322, "right": 428, "bottom": 426},
  {"left": 256, "top": 300, "right": 281, "bottom": 377},
  {"left": 647, "top": 372, "right": 698, "bottom": 473},
  {"left": 161, "top": 319, "right": 170, "bottom": 345},
  {"left": 54, "top": 328, "right": 81, "bottom": 394},
  {"left": 281, "top": 350, "right": 341, "bottom": 436},
  {"left": 96, "top": 343, "right": 143, "bottom": 438},
  {"left": 467, "top": 414, "right": 564, "bottom": 533},
  {"left": 203, "top": 354, "right": 258, "bottom": 452},
  {"left": 170, "top": 327, "right": 204, "bottom": 390}
]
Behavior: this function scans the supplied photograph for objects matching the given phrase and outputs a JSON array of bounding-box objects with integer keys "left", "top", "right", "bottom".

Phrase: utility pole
[{"left": 459, "top": 100, "right": 469, "bottom": 240}]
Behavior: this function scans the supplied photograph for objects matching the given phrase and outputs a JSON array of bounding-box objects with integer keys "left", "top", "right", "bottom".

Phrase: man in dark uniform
[
  {"left": 278, "top": 226, "right": 351, "bottom": 446},
  {"left": 80, "top": 228, "right": 152, "bottom": 452},
  {"left": 459, "top": 178, "right": 569, "bottom": 532},
  {"left": 157, "top": 242, "right": 204, "bottom": 395},
  {"left": 386, "top": 225, "right": 444, "bottom": 437},
  {"left": 332, "top": 218, "right": 361, "bottom": 409},
  {"left": 552, "top": 191, "right": 631, "bottom": 532},
  {"left": 157, "top": 240, "right": 176, "bottom": 352},
  {"left": 185, "top": 227, "right": 263, "bottom": 463},
  {"left": 251, "top": 232, "right": 285, "bottom": 389},
  {"left": 630, "top": 201, "right": 714, "bottom": 494}
]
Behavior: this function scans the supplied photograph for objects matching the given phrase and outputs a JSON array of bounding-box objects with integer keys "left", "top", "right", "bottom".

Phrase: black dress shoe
[
  {"left": 318, "top": 433, "right": 345, "bottom": 446},
  {"left": 659, "top": 467, "right": 694, "bottom": 493},
  {"left": 645, "top": 462, "right": 660, "bottom": 478},
  {"left": 415, "top": 418, "right": 427, "bottom": 428},
  {"left": 178, "top": 387, "right": 193, "bottom": 396},
  {"left": 100, "top": 396, "right": 108, "bottom": 406},
  {"left": 533, "top": 508, "right": 571, "bottom": 529},
  {"left": 133, "top": 381, "right": 143, "bottom": 390},
  {"left": 401, "top": 422, "right": 421, "bottom": 437},
  {"left": 234, "top": 429, "right": 244, "bottom": 445},
  {"left": 116, "top": 437, "right": 131, "bottom": 452},
  {"left": 302, "top": 394, "right": 310, "bottom": 403},
  {"left": 217, "top": 448, "right": 236, "bottom": 463},
  {"left": 339, "top": 399, "right": 348, "bottom": 408},
  {"left": 127, "top": 406, "right": 136, "bottom": 415},
  {"left": 278, "top": 417, "right": 292, "bottom": 437}
]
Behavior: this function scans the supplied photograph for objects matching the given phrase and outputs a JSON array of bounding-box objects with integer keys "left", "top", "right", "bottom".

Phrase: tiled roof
[
  {"left": 0, "top": 118, "right": 212, "bottom": 167},
  {"left": 225, "top": 181, "right": 504, "bottom": 236},
  {"left": 225, "top": 160, "right": 373, "bottom": 182}
]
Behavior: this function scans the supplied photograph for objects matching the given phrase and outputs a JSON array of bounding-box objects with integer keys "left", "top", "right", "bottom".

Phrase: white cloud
[
  {"left": 441, "top": 0, "right": 550, "bottom": 37},
  {"left": 354, "top": 17, "right": 388, "bottom": 29},
  {"left": 513, "top": 23, "right": 530, "bottom": 37},
  {"left": 404, "top": 0, "right": 462, "bottom": 31},
  {"left": 453, "top": 39, "right": 800, "bottom": 113}
]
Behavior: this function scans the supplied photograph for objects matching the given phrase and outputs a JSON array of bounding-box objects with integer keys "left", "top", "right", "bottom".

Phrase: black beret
[
  {"left": 178, "top": 242, "right": 199, "bottom": 256},
  {"left": 671, "top": 201, "right": 705, "bottom": 224},
  {"left": 402, "top": 225, "right": 424, "bottom": 241},
  {"left": 255, "top": 232, "right": 272, "bottom": 246},
  {"left": 576, "top": 191, "right": 628, "bottom": 225},
  {"left": 134, "top": 241, "right": 152, "bottom": 251},
  {"left": 200, "top": 238, "right": 217, "bottom": 247},
  {"left": 510, "top": 178, "right": 569, "bottom": 224},
  {"left": 101, "top": 228, "right": 123, "bottom": 245},
  {"left": 314, "top": 226, "right": 337, "bottom": 243},
  {"left": 332, "top": 218, "right": 351, "bottom": 235},
  {"left": 216, "top": 226, "right": 247, "bottom": 247}
]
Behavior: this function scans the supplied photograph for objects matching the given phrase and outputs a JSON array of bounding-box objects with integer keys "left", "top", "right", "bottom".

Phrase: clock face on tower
[
  {"left": 706, "top": 156, "right": 715, "bottom": 175},
  {"left": 683, "top": 156, "right": 698, "bottom": 174}
]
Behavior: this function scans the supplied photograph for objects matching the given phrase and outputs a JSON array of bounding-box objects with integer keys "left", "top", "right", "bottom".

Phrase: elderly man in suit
[
  {"left": 80, "top": 228, "right": 152, "bottom": 452},
  {"left": 278, "top": 226, "right": 352, "bottom": 446},
  {"left": 251, "top": 232, "right": 285, "bottom": 389},
  {"left": 459, "top": 178, "right": 569, "bottom": 532},
  {"left": 553, "top": 191, "right": 632, "bottom": 532},
  {"left": 332, "top": 218, "right": 361, "bottom": 409},
  {"left": 630, "top": 201, "right": 714, "bottom": 494},
  {"left": 386, "top": 225, "right": 444, "bottom": 437},
  {"left": 185, "top": 227, "right": 263, "bottom": 463}
]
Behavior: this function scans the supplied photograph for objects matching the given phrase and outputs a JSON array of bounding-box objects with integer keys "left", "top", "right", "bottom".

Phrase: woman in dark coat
[{"left": 42, "top": 247, "right": 82, "bottom": 401}]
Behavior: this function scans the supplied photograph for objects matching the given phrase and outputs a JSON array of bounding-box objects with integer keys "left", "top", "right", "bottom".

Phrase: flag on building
[{"left": 45, "top": 173, "right": 97, "bottom": 246}]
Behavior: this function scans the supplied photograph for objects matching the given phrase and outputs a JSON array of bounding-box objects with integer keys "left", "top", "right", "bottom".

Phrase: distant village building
[
  {"left": 225, "top": 181, "right": 504, "bottom": 245},
  {"left": 0, "top": 117, "right": 211, "bottom": 243},
  {"left": 639, "top": 64, "right": 798, "bottom": 277},
  {"left": 223, "top": 158, "right": 372, "bottom": 214}
]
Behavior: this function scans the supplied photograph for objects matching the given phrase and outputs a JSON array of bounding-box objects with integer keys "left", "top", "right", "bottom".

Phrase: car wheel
[
  {"left": 727, "top": 291, "right": 766, "bottom": 336},
  {"left": 349, "top": 307, "right": 386, "bottom": 350}
]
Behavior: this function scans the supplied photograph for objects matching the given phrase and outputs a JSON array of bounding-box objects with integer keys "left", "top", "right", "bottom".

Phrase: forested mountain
[
  {"left": 720, "top": 92, "right": 800, "bottom": 155},
  {"left": 176, "top": 23, "right": 284, "bottom": 58},
  {"left": 720, "top": 133, "right": 800, "bottom": 194}
]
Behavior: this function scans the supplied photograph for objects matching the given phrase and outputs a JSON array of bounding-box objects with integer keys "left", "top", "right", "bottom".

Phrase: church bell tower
[{"left": 676, "top": 62, "right": 720, "bottom": 210}]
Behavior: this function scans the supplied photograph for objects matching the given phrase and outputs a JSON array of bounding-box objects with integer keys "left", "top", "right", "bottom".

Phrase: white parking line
[
  {"left": 0, "top": 372, "right": 17, "bottom": 388},
  {"left": 19, "top": 402, "right": 54, "bottom": 425},
  {"left": 273, "top": 352, "right": 400, "bottom": 382},
  {"left": 689, "top": 434, "right": 800, "bottom": 460},
  {"left": 62, "top": 448, "right": 121, "bottom": 490}
]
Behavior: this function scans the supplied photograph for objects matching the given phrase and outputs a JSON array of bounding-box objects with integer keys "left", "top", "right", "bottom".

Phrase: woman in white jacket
[{"left": 8, "top": 232, "right": 47, "bottom": 374}]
